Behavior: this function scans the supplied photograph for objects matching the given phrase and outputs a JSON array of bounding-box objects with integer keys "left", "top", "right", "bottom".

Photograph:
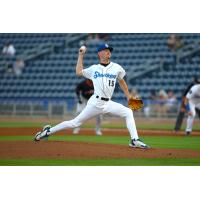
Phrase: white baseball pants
[{"left": 48, "top": 95, "right": 139, "bottom": 140}]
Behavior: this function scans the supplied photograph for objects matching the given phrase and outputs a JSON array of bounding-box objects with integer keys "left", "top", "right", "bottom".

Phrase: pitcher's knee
[
  {"left": 128, "top": 107, "right": 133, "bottom": 115},
  {"left": 125, "top": 108, "right": 133, "bottom": 117}
]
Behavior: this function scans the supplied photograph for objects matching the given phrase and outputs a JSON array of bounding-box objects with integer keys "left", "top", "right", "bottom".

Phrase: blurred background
[{"left": 0, "top": 33, "right": 200, "bottom": 119}]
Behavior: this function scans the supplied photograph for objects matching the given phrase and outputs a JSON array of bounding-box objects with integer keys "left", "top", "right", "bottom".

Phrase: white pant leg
[
  {"left": 95, "top": 114, "right": 102, "bottom": 132},
  {"left": 104, "top": 100, "right": 139, "bottom": 140},
  {"left": 186, "top": 101, "right": 196, "bottom": 132},
  {"left": 49, "top": 104, "right": 102, "bottom": 135}
]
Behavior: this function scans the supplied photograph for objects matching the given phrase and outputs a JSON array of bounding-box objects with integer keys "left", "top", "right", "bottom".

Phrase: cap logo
[{"left": 105, "top": 44, "right": 108, "bottom": 47}]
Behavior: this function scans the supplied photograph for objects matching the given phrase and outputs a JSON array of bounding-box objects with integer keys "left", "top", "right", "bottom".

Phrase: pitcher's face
[{"left": 98, "top": 49, "right": 111, "bottom": 60}]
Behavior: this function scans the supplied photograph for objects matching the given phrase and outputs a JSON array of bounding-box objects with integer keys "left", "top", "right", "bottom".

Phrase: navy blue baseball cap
[{"left": 97, "top": 43, "right": 113, "bottom": 53}]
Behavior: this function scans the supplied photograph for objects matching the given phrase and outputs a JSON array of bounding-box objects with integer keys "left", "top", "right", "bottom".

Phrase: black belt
[{"left": 96, "top": 95, "right": 109, "bottom": 101}]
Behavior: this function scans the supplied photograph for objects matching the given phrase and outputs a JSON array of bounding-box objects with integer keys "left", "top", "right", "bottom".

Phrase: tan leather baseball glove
[{"left": 128, "top": 97, "right": 144, "bottom": 111}]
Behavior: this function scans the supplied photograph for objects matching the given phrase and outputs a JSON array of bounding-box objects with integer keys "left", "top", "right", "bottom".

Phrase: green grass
[
  {"left": 0, "top": 158, "right": 200, "bottom": 166},
  {"left": 0, "top": 121, "right": 199, "bottom": 131},
  {"left": 1, "top": 135, "right": 200, "bottom": 149}
]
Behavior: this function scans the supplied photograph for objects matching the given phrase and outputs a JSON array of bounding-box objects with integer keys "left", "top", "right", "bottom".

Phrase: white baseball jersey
[
  {"left": 186, "top": 84, "right": 200, "bottom": 104},
  {"left": 82, "top": 62, "right": 125, "bottom": 99}
]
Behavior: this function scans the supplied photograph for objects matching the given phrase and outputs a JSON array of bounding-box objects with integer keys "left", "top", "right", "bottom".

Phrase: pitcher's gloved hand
[{"left": 128, "top": 97, "right": 144, "bottom": 111}]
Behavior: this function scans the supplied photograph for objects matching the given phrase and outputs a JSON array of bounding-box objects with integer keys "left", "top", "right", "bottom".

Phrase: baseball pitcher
[{"left": 34, "top": 43, "right": 149, "bottom": 149}]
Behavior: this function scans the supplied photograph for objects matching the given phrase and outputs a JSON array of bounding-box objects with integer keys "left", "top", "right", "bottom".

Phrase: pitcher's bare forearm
[
  {"left": 76, "top": 46, "right": 87, "bottom": 76},
  {"left": 118, "top": 79, "right": 131, "bottom": 100},
  {"left": 76, "top": 53, "right": 84, "bottom": 76}
]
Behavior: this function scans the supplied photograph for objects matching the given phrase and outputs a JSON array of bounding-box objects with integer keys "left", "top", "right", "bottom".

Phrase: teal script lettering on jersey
[{"left": 94, "top": 71, "right": 117, "bottom": 79}]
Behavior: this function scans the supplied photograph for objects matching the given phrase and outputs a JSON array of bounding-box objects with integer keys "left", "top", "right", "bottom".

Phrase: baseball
[{"left": 80, "top": 45, "right": 87, "bottom": 53}]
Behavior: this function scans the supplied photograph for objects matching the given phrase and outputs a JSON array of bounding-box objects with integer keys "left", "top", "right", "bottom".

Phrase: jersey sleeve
[
  {"left": 82, "top": 66, "right": 94, "bottom": 79},
  {"left": 117, "top": 65, "right": 126, "bottom": 80}
]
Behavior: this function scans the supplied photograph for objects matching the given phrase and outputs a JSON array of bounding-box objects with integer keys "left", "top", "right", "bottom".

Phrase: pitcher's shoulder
[
  {"left": 112, "top": 62, "right": 125, "bottom": 71},
  {"left": 111, "top": 62, "right": 123, "bottom": 68}
]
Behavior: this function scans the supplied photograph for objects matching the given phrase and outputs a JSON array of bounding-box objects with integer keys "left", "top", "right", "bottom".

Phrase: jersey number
[{"left": 108, "top": 80, "right": 114, "bottom": 87}]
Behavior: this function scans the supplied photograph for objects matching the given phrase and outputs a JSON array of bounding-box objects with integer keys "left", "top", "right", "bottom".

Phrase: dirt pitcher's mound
[{"left": 0, "top": 141, "right": 200, "bottom": 160}]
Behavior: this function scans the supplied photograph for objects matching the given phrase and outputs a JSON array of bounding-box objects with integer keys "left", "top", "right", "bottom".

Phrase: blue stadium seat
[{"left": 0, "top": 33, "right": 200, "bottom": 101}]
